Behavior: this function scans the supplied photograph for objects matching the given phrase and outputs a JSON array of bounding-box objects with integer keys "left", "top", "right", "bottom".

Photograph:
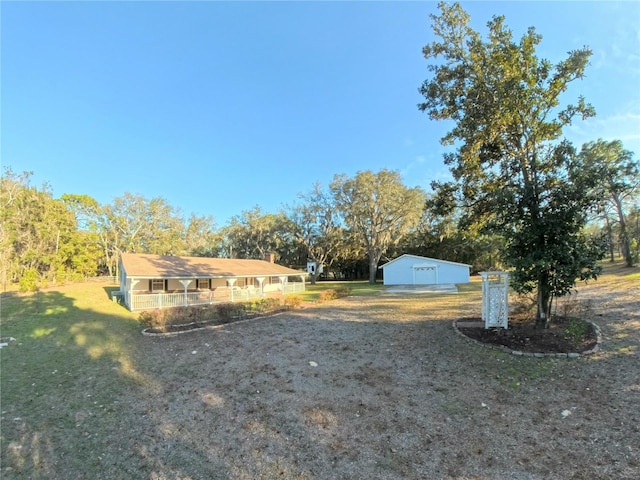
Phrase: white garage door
[{"left": 414, "top": 265, "right": 437, "bottom": 284}]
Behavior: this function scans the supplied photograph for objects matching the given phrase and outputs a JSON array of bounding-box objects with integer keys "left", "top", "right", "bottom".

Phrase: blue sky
[{"left": 2, "top": 1, "right": 639, "bottom": 226}]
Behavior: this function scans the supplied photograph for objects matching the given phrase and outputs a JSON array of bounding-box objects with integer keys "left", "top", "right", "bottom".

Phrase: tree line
[
  {"left": 2, "top": 142, "right": 636, "bottom": 294},
  {"left": 2, "top": 2, "right": 638, "bottom": 330},
  {"left": 0, "top": 167, "right": 483, "bottom": 289}
]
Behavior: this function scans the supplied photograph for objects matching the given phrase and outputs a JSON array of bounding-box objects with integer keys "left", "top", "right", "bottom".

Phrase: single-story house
[
  {"left": 379, "top": 254, "right": 471, "bottom": 286},
  {"left": 118, "top": 253, "right": 306, "bottom": 311}
]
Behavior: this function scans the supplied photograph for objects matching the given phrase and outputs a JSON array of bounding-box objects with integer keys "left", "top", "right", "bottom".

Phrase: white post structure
[
  {"left": 256, "top": 277, "right": 265, "bottom": 297},
  {"left": 179, "top": 280, "right": 191, "bottom": 306},
  {"left": 227, "top": 278, "right": 237, "bottom": 302},
  {"left": 279, "top": 276, "right": 287, "bottom": 293},
  {"left": 480, "top": 271, "right": 509, "bottom": 329}
]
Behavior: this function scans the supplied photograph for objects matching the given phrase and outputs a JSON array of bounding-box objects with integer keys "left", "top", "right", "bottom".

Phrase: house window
[
  {"left": 151, "top": 279, "right": 164, "bottom": 292},
  {"left": 198, "top": 279, "right": 210, "bottom": 290}
]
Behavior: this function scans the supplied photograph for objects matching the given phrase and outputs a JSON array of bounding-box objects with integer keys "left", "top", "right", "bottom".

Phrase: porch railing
[
  {"left": 128, "top": 283, "right": 305, "bottom": 311},
  {"left": 130, "top": 291, "right": 214, "bottom": 311},
  {"left": 283, "top": 283, "right": 305, "bottom": 294}
]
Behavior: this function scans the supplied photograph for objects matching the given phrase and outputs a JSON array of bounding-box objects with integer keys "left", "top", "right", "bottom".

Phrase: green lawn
[
  {"left": 0, "top": 283, "right": 147, "bottom": 477},
  {"left": 297, "top": 280, "right": 385, "bottom": 302}
]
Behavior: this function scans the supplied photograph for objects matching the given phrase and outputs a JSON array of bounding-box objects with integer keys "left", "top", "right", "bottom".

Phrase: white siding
[{"left": 381, "top": 255, "right": 470, "bottom": 285}]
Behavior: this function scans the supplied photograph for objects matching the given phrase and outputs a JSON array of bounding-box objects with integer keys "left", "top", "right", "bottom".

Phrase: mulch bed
[{"left": 456, "top": 314, "right": 599, "bottom": 353}]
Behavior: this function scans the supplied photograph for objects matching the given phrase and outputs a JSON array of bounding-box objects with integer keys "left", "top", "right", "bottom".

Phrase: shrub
[
  {"left": 138, "top": 304, "right": 218, "bottom": 330},
  {"left": 19, "top": 269, "right": 40, "bottom": 293},
  {"left": 138, "top": 309, "right": 170, "bottom": 330},
  {"left": 284, "top": 295, "right": 303, "bottom": 309},
  {"left": 257, "top": 297, "right": 282, "bottom": 313},
  {"left": 318, "top": 289, "right": 338, "bottom": 303},
  {"left": 138, "top": 296, "right": 292, "bottom": 331},
  {"left": 318, "top": 287, "right": 352, "bottom": 303},
  {"left": 244, "top": 297, "right": 285, "bottom": 314},
  {"left": 563, "top": 318, "right": 592, "bottom": 341},
  {"left": 215, "top": 302, "right": 246, "bottom": 322}
]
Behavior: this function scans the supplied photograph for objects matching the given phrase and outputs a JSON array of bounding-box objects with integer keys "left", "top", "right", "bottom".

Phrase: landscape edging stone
[{"left": 452, "top": 318, "right": 602, "bottom": 358}]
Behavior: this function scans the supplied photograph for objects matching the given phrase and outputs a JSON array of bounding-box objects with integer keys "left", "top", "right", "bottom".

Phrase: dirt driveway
[{"left": 123, "top": 279, "right": 639, "bottom": 480}]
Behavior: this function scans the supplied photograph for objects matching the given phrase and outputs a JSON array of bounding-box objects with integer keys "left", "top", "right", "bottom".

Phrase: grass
[
  {"left": 0, "top": 261, "right": 637, "bottom": 478},
  {"left": 0, "top": 278, "right": 418, "bottom": 478},
  {"left": 296, "top": 280, "right": 385, "bottom": 302},
  {"left": 298, "top": 278, "right": 481, "bottom": 303},
  {"left": 0, "top": 282, "right": 150, "bottom": 478},
  {"left": 490, "top": 350, "right": 559, "bottom": 389}
]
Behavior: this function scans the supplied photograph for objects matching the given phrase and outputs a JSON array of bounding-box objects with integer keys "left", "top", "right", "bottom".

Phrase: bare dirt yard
[
  {"left": 124, "top": 268, "right": 639, "bottom": 479},
  {"left": 2, "top": 264, "right": 638, "bottom": 479}
]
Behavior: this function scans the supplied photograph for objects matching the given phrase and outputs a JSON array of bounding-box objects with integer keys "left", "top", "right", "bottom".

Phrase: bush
[
  {"left": 19, "top": 269, "right": 40, "bottom": 293},
  {"left": 563, "top": 318, "right": 592, "bottom": 341},
  {"left": 138, "top": 295, "right": 296, "bottom": 331},
  {"left": 318, "top": 289, "right": 338, "bottom": 303},
  {"left": 215, "top": 302, "right": 246, "bottom": 322},
  {"left": 257, "top": 297, "right": 282, "bottom": 312},
  {"left": 138, "top": 309, "right": 171, "bottom": 330},
  {"left": 284, "top": 295, "right": 303, "bottom": 309},
  {"left": 139, "top": 304, "right": 218, "bottom": 330},
  {"left": 318, "top": 287, "right": 352, "bottom": 303}
]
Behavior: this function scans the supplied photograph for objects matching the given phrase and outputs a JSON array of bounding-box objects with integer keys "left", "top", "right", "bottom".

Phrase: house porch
[{"left": 124, "top": 276, "right": 305, "bottom": 311}]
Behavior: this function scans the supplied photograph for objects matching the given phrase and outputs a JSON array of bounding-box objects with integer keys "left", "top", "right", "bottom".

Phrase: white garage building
[{"left": 379, "top": 254, "right": 471, "bottom": 286}]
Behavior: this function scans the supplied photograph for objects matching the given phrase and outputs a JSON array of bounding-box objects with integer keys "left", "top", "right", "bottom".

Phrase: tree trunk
[
  {"left": 605, "top": 215, "right": 615, "bottom": 262},
  {"left": 619, "top": 225, "right": 632, "bottom": 267},
  {"left": 368, "top": 257, "right": 378, "bottom": 284},
  {"left": 613, "top": 195, "right": 633, "bottom": 267},
  {"left": 309, "top": 272, "right": 318, "bottom": 285},
  {"left": 621, "top": 231, "right": 632, "bottom": 267},
  {"left": 535, "top": 276, "right": 551, "bottom": 329}
]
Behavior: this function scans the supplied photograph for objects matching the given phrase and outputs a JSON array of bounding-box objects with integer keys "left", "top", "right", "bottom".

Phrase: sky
[{"left": 2, "top": 1, "right": 639, "bottom": 227}]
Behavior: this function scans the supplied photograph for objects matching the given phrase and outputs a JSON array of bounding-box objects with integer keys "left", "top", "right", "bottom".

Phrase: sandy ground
[{"left": 116, "top": 276, "right": 639, "bottom": 480}]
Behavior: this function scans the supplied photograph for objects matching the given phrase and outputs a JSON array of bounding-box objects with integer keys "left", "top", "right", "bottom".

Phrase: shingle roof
[{"left": 120, "top": 253, "right": 306, "bottom": 278}]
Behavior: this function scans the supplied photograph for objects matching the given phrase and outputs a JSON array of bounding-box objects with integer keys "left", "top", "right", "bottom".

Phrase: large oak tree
[
  {"left": 419, "top": 2, "right": 605, "bottom": 327},
  {"left": 331, "top": 169, "right": 426, "bottom": 284}
]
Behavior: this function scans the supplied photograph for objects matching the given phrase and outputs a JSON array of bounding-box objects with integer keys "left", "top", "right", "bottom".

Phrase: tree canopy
[
  {"left": 419, "top": 2, "right": 605, "bottom": 327},
  {"left": 286, "top": 183, "right": 344, "bottom": 284},
  {"left": 331, "top": 169, "right": 426, "bottom": 284},
  {"left": 579, "top": 139, "right": 639, "bottom": 267},
  {"left": 220, "top": 206, "right": 294, "bottom": 263}
]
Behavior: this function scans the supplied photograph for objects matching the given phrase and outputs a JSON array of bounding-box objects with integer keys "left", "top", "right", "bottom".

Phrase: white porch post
[
  {"left": 256, "top": 277, "right": 265, "bottom": 297},
  {"left": 128, "top": 278, "right": 133, "bottom": 311},
  {"left": 227, "top": 278, "right": 237, "bottom": 302},
  {"left": 279, "top": 276, "right": 287, "bottom": 293},
  {"left": 179, "top": 279, "right": 191, "bottom": 306}
]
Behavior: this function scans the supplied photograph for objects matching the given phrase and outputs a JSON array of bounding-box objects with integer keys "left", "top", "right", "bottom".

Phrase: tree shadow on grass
[
  {"left": 0, "top": 289, "right": 169, "bottom": 478},
  {"left": 2, "top": 283, "right": 638, "bottom": 479},
  {"left": 0, "top": 287, "right": 323, "bottom": 479}
]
